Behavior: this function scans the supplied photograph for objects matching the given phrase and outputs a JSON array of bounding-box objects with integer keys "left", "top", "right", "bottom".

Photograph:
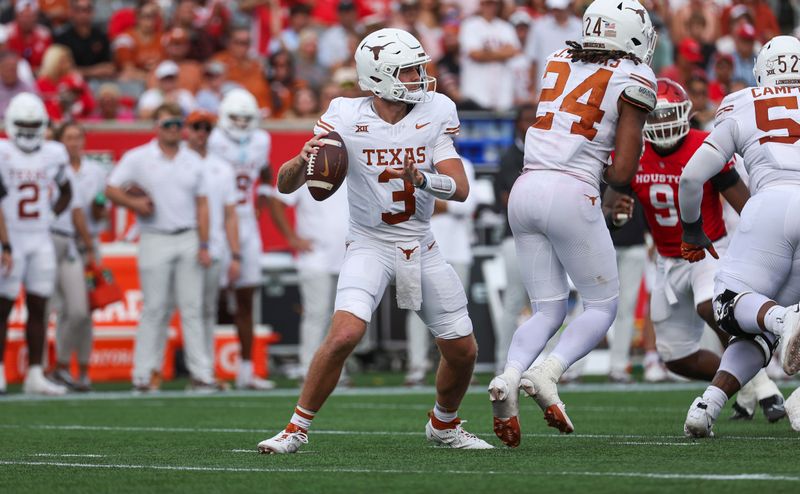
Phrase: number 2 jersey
[
  {"left": 618, "top": 129, "right": 737, "bottom": 258},
  {"left": 710, "top": 86, "right": 800, "bottom": 194},
  {"left": 314, "top": 94, "right": 461, "bottom": 243},
  {"left": 0, "top": 139, "right": 69, "bottom": 234},
  {"left": 524, "top": 49, "right": 657, "bottom": 189}
]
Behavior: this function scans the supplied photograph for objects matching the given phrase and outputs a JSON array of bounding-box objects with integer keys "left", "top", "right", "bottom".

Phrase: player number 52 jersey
[
  {"left": 0, "top": 140, "right": 69, "bottom": 233},
  {"left": 314, "top": 94, "right": 461, "bottom": 243},
  {"left": 524, "top": 49, "right": 657, "bottom": 189},
  {"left": 712, "top": 86, "right": 800, "bottom": 193}
]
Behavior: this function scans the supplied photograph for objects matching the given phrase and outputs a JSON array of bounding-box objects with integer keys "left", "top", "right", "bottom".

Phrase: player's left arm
[
  {"left": 678, "top": 119, "right": 739, "bottom": 262},
  {"left": 713, "top": 167, "right": 750, "bottom": 215},
  {"left": 52, "top": 165, "right": 73, "bottom": 216},
  {"left": 196, "top": 195, "right": 211, "bottom": 267}
]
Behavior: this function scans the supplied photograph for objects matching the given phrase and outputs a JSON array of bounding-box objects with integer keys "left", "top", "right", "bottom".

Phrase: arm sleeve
[
  {"left": 710, "top": 165, "right": 740, "bottom": 192},
  {"left": 433, "top": 98, "right": 461, "bottom": 165},
  {"left": 678, "top": 120, "right": 738, "bottom": 222}
]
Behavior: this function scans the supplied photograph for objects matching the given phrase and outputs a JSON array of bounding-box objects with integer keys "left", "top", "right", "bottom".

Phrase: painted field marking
[
  {"left": 0, "top": 460, "right": 798, "bottom": 482},
  {"left": 616, "top": 441, "right": 698, "bottom": 446},
  {"left": 31, "top": 454, "right": 107, "bottom": 458}
]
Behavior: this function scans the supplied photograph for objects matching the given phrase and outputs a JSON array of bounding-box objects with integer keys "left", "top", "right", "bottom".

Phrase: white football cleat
[
  {"left": 237, "top": 373, "right": 276, "bottom": 391},
  {"left": 779, "top": 304, "right": 800, "bottom": 375},
  {"left": 643, "top": 359, "right": 669, "bottom": 383},
  {"left": 520, "top": 361, "right": 574, "bottom": 434},
  {"left": 786, "top": 387, "right": 800, "bottom": 432},
  {"left": 425, "top": 414, "right": 493, "bottom": 449},
  {"left": 488, "top": 372, "right": 521, "bottom": 447},
  {"left": 684, "top": 397, "right": 715, "bottom": 438},
  {"left": 257, "top": 426, "right": 309, "bottom": 454},
  {"left": 23, "top": 366, "right": 67, "bottom": 396}
]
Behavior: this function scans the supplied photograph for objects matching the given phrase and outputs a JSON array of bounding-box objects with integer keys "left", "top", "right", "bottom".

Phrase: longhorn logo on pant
[
  {"left": 398, "top": 246, "right": 419, "bottom": 260},
  {"left": 584, "top": 194, "right": 599, "bottom": 206}
]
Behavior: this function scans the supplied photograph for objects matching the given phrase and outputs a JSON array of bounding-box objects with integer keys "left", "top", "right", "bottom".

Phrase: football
[
  {"left": 124, "top": 183, "right": 149, "bottom": 198},
  {"left": 306, "top": 131, "right": 348, "bottom": 201}
]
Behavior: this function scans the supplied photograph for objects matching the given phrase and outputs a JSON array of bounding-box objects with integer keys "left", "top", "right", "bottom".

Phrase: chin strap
[{"left": 415, "top": 172, "right": 456, "bottom": 200}]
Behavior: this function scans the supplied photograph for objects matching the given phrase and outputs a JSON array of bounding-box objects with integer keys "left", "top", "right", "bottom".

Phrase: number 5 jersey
[{"left": 313, "top": 93, "right": 461, "bottom": 243}]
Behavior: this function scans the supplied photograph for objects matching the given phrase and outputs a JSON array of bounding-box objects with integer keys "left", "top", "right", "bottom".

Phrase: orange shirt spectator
[
  {"left": 212, "top": 28, "right": 272, "bottom": 113},
  {"left": 720, "top": 1, "right": 779, "bottom": 43},
  {"left": 112, "top": 2, "right": 163, "bottom": 81},
  {"left": 146, "top": 28, "right": 202, "bottom": 94},
  {"left": 38, "top": 0, "right": 70, "bottom": 26},
  {"left": 7, "top": 0, "right": 52, "bottom": 70}
]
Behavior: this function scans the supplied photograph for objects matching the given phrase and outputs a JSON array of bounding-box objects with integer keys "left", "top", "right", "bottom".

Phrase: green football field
[{"left": 1, "top": 379, "right": 799, "bottom": 493}]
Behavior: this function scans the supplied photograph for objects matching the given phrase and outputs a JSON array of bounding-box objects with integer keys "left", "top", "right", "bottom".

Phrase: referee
[{"left": 106, "top": 103, "right": 214, "bottom": 392}]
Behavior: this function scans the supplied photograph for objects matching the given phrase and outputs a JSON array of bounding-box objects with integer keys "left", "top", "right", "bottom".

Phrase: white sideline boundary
[
  {"left": 0, "top": 382, "right": 720, "bottom": 403},
  {"left": 1, "top": 423, "right": 798, "bottom": 442},
  {"left": 0, "top": 460, "right": 798, "bottom": 482}
]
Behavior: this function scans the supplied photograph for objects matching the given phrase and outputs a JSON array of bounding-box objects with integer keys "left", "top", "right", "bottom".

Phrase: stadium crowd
[{"left": 0, "top": 0, "right": 795, "bottom": 123}]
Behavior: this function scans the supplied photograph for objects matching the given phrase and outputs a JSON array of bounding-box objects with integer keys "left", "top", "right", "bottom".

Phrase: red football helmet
[{"left": 643, "top": 78, "right": 692, "bottom": 148}]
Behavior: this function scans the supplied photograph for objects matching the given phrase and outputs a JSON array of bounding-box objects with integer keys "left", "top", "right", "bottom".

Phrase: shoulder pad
[{"left": 621, "top": 85, "right": 657, "bottom": 113}]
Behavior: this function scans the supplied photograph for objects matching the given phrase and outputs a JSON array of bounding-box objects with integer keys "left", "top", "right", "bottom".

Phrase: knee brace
[
  {"left": 729, "top": 333, "right": 779, "bottom": 368},
  {"left": 713, "top": 290, "right": 751, "bottom": 337}
]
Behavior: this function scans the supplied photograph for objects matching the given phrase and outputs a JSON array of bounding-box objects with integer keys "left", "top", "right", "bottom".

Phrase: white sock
[
  {"left": 643, "top": 351, "right": 660, "bottom": 366},
  {"left": 541, "top": 355, "right": 568, "bottom": 381},
  {"left": 239, "top": 359, "right": 252, "bottom": 377},
  {"left": 702, "top": 385, "right": 728, "bottom": 421},
  {"left": 289, "top": 405, "right": 316, "bottom": 431},
  {"left": 501, "top": 366, "right": 521, "bottom": 383},
  {"left": 0, "top": 361, "right": 5, "bottom": 390},
  {"left": 764, "top": 305, "right": 789, "bottom": 335},
  {"left": 27, "top": 365, "right": 43, "bottom": 379},
  {"left": 433, "top": 402, "right": 458, "bottom": 423}
]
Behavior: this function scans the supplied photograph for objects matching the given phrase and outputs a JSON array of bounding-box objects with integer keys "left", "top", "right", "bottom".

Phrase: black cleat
[
  {"left": 730, "top": 401, "right": 754, "bottom": 420},
  {"left": 759, "top": 395, "right": 786, "bottom": 423}
]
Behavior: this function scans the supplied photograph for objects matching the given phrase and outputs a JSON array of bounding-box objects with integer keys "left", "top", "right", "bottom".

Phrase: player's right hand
[
  {"left": 289, "top": 235, "right": 313, "bottom": 253},
  {"left": 680, "top": 217, "right": 718, "bottom": 262},
  {"left": 610, "top": 194, "right": 634, "bottom": 226},
  {"left": 130, "top": 196, "right": 154, "bottom": 217},
  {"left": 300, "top": 132, "right": 328, "bottom": 163}
]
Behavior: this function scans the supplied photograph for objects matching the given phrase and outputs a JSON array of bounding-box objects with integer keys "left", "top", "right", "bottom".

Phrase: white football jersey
[
  {"left": 314, "top": 94, "right": 461, "bottom": 243},
  {"left": 0, "top": 140, "right": 69, "bottom": 233},
  {"left": 524, "top": 49, "right": 657, "bottom": 189},
  {"left": 712, "top": 86, "right": 800, "bottom": 194},
  {"left": 208, "top": 127, "right": 271, "bottom": 224}
]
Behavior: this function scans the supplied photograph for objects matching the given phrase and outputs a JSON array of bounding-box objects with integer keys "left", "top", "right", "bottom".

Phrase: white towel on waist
[{"left": 395, "top": 240, "right": 422, "bottom": 311}]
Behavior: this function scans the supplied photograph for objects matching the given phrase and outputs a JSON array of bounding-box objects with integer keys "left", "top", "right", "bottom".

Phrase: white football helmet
[
  {"left": 4, "top": 92, "right": 48, "bottom": 153},
  {"left": 581, "top": 0, "right": 657, "bottom": 65},
  {"left": 753, "top": 35, "right": 800, "bottom": 87},
  {"left": 219, "top": 88, "right": 259, "bottom": 141},
  {"left": 355, "top": 28, "right": 436, "bottom": 103}
]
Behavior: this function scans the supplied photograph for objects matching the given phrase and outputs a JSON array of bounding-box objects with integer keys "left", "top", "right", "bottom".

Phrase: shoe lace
[
  {"left": 279, "top": 430, "right": 309, "bottom": 444},
  {"left": 453, "top": 420, "right": 479, "bottom": 440}
]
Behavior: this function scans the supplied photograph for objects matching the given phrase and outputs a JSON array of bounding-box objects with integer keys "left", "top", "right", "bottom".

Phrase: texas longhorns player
[
  {"left": 258, "top": 28, "right": 492, "bottom": 453},
  {"left": 679, "top": 36, "right": 800, "bottom": 437},
  {"left": 0, "top": 92, "right": 73, "bottom": 395},
  {"left": 489, "top": 0, "right": 658, "bottom": 446},
  {"left": 603, "top": 78, "right": 785, "bottom": 423},
  {"left": 208, "top": 89, "right": 275, "bottom": 391}
]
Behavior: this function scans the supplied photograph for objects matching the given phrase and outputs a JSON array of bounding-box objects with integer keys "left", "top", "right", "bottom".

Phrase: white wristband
[
  {"left": 416, "top": 172, "right": 456, "bottom": 200},
  {"left": 257, "top": 184, "right": 274, "bottom": 197}
]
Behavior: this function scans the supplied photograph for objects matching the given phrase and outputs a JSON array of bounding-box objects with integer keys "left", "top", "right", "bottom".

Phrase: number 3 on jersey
[
  {"left": 533, "top": 60, "right": 613, "bottom": 140},
  {"left": 378, "top": 167, "right": 415, "bottom": 225}
]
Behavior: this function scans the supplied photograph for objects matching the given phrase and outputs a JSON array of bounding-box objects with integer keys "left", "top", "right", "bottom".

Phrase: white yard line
[
  {"left": 0, "top": 460, "right": 797, "bottom": 482},
  {"left": 30, "top": 454, "right": 107, "bottom": 458},
  {"left": 616, "top": 441, "right": 698, "bottom": 446},
  {"left": 1, "top": 423, "right": 798, "bottom": 441}
]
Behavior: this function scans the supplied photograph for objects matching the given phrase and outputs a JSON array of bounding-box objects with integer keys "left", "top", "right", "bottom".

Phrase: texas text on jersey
[{"left": 314, "top": 92, "right": 460, "bottom": 243}]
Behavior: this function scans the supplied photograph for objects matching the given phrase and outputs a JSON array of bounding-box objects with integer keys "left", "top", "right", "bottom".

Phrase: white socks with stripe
[{"left": 289, "top": 405, "right": 316, "bottom": 432}]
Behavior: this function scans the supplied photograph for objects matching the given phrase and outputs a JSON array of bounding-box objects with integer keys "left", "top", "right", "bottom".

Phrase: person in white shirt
[
  {"left": 269, "top": 179, "right": 349, "bottom": 382},
  {"left": 525, "top": 0, "right": 583, "bottom": 94},
  {"left": 49, "top": 122, "right": 106, "bottom": 392},
  {"left": 458, "top": 0, "right": 521, "bottom": 111},
  {"left": 137, "top": 60, "right": 196, "bottom": 119},
  {"left": 185, "top": 109, "right": 241, "bottom": 392},
  {"left": 0, "top": 92, "right": 73, "bottom": 396},
  {"left": 405, "top": 159, "right": 477, "bottom": 386},
  {"left": 106, "top": 102, "right": 213, "bottom": 393}
]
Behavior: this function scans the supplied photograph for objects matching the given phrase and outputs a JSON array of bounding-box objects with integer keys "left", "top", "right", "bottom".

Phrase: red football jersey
[{"left": 629, "top": 129, "right": 734, "bottom": 258}]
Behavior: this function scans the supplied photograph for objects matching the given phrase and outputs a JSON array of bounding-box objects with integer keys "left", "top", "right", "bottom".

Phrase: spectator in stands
[
  {"left": 151, "top": 27, "right": 202, "bottom": 94},
  {"left": 0, "top": 50, "right": 36, "bottom": 118},
  {"left": 392, "top": 0, "right": 443, "bottom": 62},
  {"left": 525, "top": 0, "right": 581, "bottom": 93},
  {"left": 137, "top": 60, "right": 195, "bottom": 119},
  {"left": 730, "top": 22, "right": 758, "bottom": 87},
  {"left": 195, "top": 60, "right": 237, "bottom": 113},
  {"left": 113, "top": 0, "right": 164, "bottom": 83},
  {"left": 436, "top": 21, "right": 462, "bottom": 104},
  {"left": 170, "top": 0, "right": 216, "bottom": 61},
  {"left": 318, "top": 81, "right": 341, "bottom": 113},
  {"left": 508, "top": 10, "right": 533, "bottom": 105},
  {"left": 6, "top": 0, "right": 53, "bottom": 71},
  {"left": 39, "top": 0, "right": 70, "bottom": 27},
  {"left": 289, "top": 86, "right": 318, "bottom": 118},
  {"left": 293, "top": 30, "right": 326, "bottom": 92},
  {"left": 459, "top": 0, "right": 520, "bottom": 111},
  {"left": 659, "top": 38, "right": 704, "bottom": 88},
  {"left": 685, "top": 14, "right": 715, "bottom": 67},
  {"left": 721, "top": 0, "right": 779, "bottom": 43},
  {"left": 709, "top": 54, "right": 733, "bottom": 104},
  {"left": 212, "top": 26, "right": 271, "bottom": 114},
  {"left": 192, "top": 0, "right": 230, "bottom": 54},
  {"left": 88, "top": 82, "right": 135, "bottom": 121},
  {"left": 687, "top": 74, "right": 715, "bottom": 131},
  {"left": 414, "top": 0, "right": 444, "bottom": 62},
  {"left": 670, "top": 0, "right": 720, "bottom": 45},
  {"left": 37, "top": 44, "right": 95, "bottom": 121},
  {"left": 54, "top": 0, "right": 115, "bottom": 81},
  {"left": 269, "top": 3, "right": 313, "bottom": 57},
  {"left": 237, "top": 0, "right": 281, "bottom": 57},
  {"left": 267, "top": 49, "right": 296, "bottom": 118},
  {"left": 318, "top": 0, "right": 364, "bottom": 69}
]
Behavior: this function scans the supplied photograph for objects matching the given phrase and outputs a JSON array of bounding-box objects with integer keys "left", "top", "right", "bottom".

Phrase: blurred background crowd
[{"left": 0, "top": 0, "right": 796, "bottom": 125}]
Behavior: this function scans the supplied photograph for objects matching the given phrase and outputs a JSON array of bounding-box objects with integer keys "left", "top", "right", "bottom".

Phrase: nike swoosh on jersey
[{"left": 416, "top": 122, "right": 431, "bottom": 129}]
